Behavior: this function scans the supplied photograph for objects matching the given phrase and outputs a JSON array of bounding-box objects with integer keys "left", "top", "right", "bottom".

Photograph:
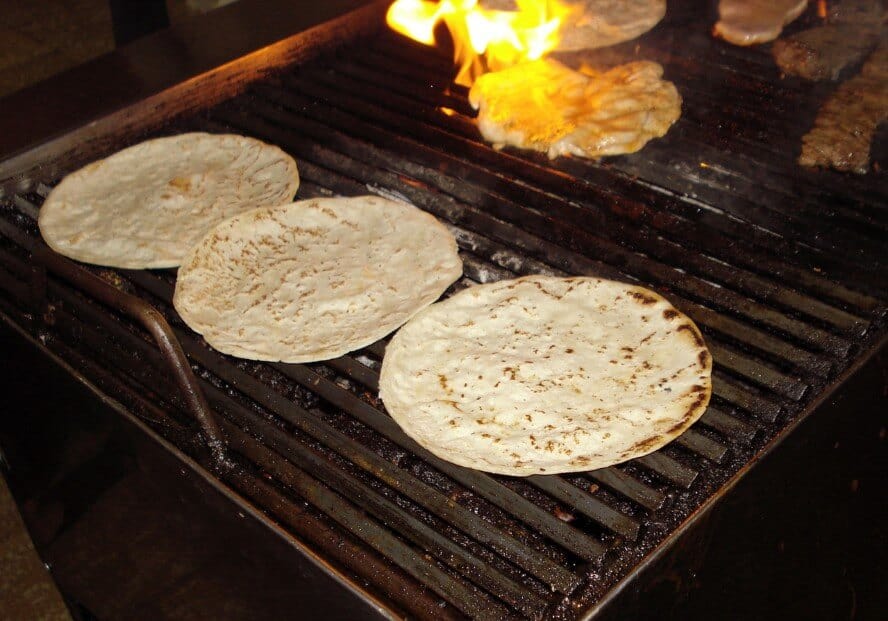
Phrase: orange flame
[{"left": 386, "top": 0, "right": 570, "bottom": 86}]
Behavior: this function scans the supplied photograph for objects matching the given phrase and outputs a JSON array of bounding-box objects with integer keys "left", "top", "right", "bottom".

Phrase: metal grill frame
[{"left": 1, "top": 1, "right": 886, "bottom": 619}]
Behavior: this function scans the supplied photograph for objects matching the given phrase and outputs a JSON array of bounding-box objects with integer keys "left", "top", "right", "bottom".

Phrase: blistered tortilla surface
[
  {"left": 173, "top": 196, "right": 463, "bottom": 363},
  {"left": 38, "top": 133, "right": 300, "bottom": 269},
  {"left": 379, "top": 276, "right": 712, "bottom": 475}
]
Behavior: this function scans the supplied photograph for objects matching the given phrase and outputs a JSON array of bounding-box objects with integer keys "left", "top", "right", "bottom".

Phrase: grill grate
[{"left": 1, "top": 5, "right": 887, "bottom": 618}]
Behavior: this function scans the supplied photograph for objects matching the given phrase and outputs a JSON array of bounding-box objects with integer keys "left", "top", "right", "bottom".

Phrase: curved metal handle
[{"left": 31, "top": 244, "right": 227, "bottom": 465}]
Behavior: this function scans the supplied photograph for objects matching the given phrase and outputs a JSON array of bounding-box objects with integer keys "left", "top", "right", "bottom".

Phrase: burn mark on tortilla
[
  {"left": 531, "top": 280, "right": 561, "bottom": 298},
  {"left": 676, "top": 391, "right": 710, "bottom": 430},
  {"left": 663, "top": 309, "right": 679, "bottom": 320},
  {"left": 663, "top": 419, "right": 690, "bottom": 437},
  {"left": 698, "top": 350, "right": 710, "bottom": 368},
  {"left": 629, "top": 435, "right": 661, "bottom": 453},
  {"left": 677, "top": 323, "right": 705, "bottom": 347},
  {"left": 629, "top": 290, "right": 658, "bottom": 305}
]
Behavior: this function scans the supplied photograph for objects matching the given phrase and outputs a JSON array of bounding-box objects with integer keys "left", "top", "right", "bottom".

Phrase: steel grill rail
[{"left": 1, "top": 5, "right": 887, "bottom": 619}]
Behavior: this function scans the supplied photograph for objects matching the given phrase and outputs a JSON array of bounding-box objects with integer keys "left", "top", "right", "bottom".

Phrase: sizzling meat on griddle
[
  {"left": 773, "top": 26, "right": 881, "bottom": 80},
  {"left": 799, "top": 42, "right": 888, "bottom": 173},
  {"left": 772, "top": 0, "right": 885, "bottom": 80},
  {"left": 714, "top": 0, "right": 808, "bottom": 46}
]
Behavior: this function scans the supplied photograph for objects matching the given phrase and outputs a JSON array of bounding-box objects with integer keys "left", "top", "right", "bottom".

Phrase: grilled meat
[
  {"left": 773, "top": 0, "right": 885, "bottom": 80},
  {"left": 714, "top": 0, "right": 809, "bottom": 46},
  {"left": 799, "top": 42, "right": 888, "bottom": 173},
  {"left": 773, "top": 25, "right": 881, "bottom": 80}
]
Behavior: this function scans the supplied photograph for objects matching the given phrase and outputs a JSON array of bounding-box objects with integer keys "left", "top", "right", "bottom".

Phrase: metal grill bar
[
  {"left": 634, "top": 453, "right": 697, "bottom": 489},
  {"left": 585, "top": 470, "right": 664, "bottom": 512},
  {"left": 223, "top": 412, "right": 513, "bottom": 620},
  {"left": 214, "top": 387, "right": 551, "bottom": 615},
  {"left": 219, "top": 466, "right": 467, "bottom": 621}
]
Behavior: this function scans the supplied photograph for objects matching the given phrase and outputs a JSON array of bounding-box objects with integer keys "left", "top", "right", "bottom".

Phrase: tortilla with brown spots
[
  {"left": 38, "top": 133, "right": 300, "bottom": 269},
  {"left": 173, "top": 196, "right": 462, "bottom": 363},
  {"left": 379, "top": 276, "right": 712, "bottom": 475}
]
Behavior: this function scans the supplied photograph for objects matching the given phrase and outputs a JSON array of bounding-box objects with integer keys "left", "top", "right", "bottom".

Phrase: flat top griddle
[{"left": 0, "top": 2, "right": 886, "bottom": 619}]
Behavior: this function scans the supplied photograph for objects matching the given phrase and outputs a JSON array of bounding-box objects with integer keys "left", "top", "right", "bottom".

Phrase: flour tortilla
[
  {"left": 481, "top": 0, "right": 666, "bottom": 50},
  {"left": 379, "top": 276, "right": 712, "bottom": 475},
  {"left": 173, "top": 196, "right": 463, "bottom": 363},
  {"left": 38, "top": 133, "right": 300, "bottom": 269}
]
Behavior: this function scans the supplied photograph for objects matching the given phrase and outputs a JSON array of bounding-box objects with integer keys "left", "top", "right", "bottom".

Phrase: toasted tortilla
[
  {"left": 379, "top": 276, "right": 712, "bottom": 475},
  {"left": 38, "top": 133, "right": 300, "bottom": 269},
  {"left": 173, "top": 196, "right": 463, "bottom": 363}
]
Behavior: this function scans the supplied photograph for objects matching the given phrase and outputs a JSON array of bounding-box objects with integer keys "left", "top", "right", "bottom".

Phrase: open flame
[{"left": 386, "top": 0, "right": 571, "bottom": 86}]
